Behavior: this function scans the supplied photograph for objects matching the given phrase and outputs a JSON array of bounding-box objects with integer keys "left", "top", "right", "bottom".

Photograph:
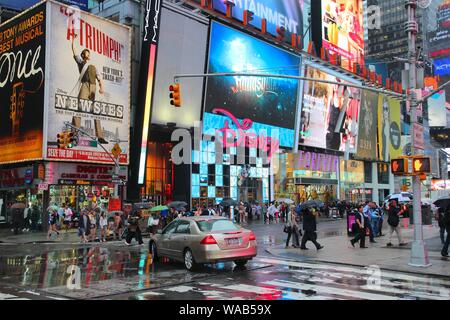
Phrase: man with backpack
[{"left": 386, "top": 199, "right": 407, "bottom": 247}]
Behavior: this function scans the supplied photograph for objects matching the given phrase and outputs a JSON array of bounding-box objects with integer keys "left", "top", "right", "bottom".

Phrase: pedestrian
[
  {"left": 23, "top": 204, "right": 31, "bottom": 232},
  {"left": 441, "top": 205, "right": 450, "bottom": 258},
  {"left": 99, "top": 212, "right": 108, "bottom": 242},
  {"left": 78, "top": 210, "right": 90, "bottom": 243},
  {"left": 436, "top": 206, "right": 446, "bottom": 245},
  {"left": 267, "top": 202, "right": 276, "bottom": 224},
  {"left": 350, "top": 205, "right": 368, "bottom": 248},
  {"left": 386, "top": 199, "right": 407, "bottom": 247},
  {"left": 63, "top": 204, "right": 73, "bottom": 232},
  {"left": 238, "top": 203, "right": 246, "bottom": 225},
  {"left": 57, "top": 204, "right": 65, "bottom": 230},
  {"left": 47, "top": 209, "right": 60, "bottom": 240},
  {"left": 88, "top": 210, "right": 97, "bottom": 241},
  {"left": 113, "top": 212, "right": 123, "bottom": 240},
  {"left": 363, "top": 202, "right": 377, "bottom": 243},
  {"left": 30, "top": 204, "right": 40, "bottom": 232},
  {"left": 285, "top": 205, "right": 300, "bottom": 248},
  {"left": 125, "top": 211, "right": 143, "bottom": 246},
  {"left": 300, "top": 207, "right": 324, "bottom": 250}
]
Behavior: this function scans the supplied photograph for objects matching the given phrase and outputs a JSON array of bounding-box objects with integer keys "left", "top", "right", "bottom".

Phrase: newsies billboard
[{"left": 44, "top": 1, "right": 131, "bottom": 164}]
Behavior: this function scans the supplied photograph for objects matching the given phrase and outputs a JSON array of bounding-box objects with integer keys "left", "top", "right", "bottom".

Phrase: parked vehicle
[{"left": 149, "top": 217, "right": 257, "bottom": 271}]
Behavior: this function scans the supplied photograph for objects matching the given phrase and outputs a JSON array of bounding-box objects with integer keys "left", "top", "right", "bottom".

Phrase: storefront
[
  {"left": 44, "top": 162, "right": 128, "bottom": 212},
  {"left": 274, "top": 151, "right": 340, "bottom": 203},
  {"left": 0, "top": 165, "right": 45, "bottom": 228},
  {"left": 339, "top": 160, "right": 367, "bottom": 203}
]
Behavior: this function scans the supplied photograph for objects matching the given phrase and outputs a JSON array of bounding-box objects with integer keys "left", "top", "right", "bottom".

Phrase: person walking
[
  {"left": 30, "top": 204, "right": 40, "bottom": 232},
  {"left": 267, "top": 202, "right": 276, "bottom": 224},
  {"left": 63, "top": 204, "right": 73, "bottom": 232},
  {"left": 441, "top": 205, "right": 450, "bottom": 258},
  {"left": 124, "top": 212, "right": 144, "bottom": 246},
  {"left": 47, "top": 209, "right": 60, "bottom": 240},
  {"left": 436, "top": 206, "right": 446, "bottom": 245},
  {"left": 285, "top": 205, "right": 300, "bottom": 248},
  {"left": 386, "top": 199, "right": 407, "bottom": 247},
  {"left": 78, "top": 210, "right": 90, "bottom": 243},
  {"left": 238, "top": 203, "right": 246, "bottom": 225},
  {"left": 300, "top": 207, "right": 324, "bottom": 250},
  {"left": 99, "top": 212, "right": 108, "bottom": 242},
  {"left": 113, "top": 212, "right": 124, "bottom": 240},
  {"left": 350, "top": 205, "right": 368, "bottom": 248}
]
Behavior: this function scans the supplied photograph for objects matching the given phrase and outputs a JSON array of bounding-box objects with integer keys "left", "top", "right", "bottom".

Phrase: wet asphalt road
[{"left": 0, "top": 218, "right": 449, "bottom": 300}]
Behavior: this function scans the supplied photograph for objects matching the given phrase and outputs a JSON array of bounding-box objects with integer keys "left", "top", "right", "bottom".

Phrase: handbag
[{"left": 283, "top": 225, "right": 291, "bottom": 233}]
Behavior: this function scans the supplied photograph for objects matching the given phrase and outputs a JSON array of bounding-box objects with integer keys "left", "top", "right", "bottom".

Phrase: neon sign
[{"left": 212, "top": 108, "right": 280, "bottom": 160}]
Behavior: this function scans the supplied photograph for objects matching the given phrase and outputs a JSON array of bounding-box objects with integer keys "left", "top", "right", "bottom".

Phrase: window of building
[
  {"left": 364, "top": 162, "right": 373, "bottom": 183},
  {"left": 377, "top": 163, "right": 390, "bottom": 185}
]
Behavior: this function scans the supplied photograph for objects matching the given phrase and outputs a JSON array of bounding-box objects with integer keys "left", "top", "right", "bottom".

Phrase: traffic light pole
[
  {"left": 63, "top": 122, "right": 126, "bottom": 198},
  {"left": 406, "top": 0, "right": 431, "bottom": 267}
]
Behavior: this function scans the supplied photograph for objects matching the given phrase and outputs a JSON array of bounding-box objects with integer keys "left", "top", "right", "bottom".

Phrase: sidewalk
[
  {"left": 266, "top": 221, "right": 450, "bottom": 278},
  {"left": 0, "top": 228, "right": 82, "bottom": 244}
]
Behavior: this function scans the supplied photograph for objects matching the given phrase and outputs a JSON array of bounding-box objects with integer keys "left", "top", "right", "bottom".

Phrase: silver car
[{"left": 149, "top": 217, "right": 257, "bottom": 270}]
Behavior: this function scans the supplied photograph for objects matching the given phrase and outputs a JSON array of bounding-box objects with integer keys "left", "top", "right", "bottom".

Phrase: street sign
[
  {"left": 111, "top": 143, "right": 122, "bottom": 158},
  {"left": 38, "top": 183, "right": 48, "bottom": 191},
  {"left": 413, "top": 123, "right": 424, "bottom": 150}
]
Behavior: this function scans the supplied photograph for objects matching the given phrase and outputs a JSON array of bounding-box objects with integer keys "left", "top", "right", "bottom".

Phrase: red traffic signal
[
  {"left": 391, "top": 158, "right": 408, "bottom": 175},
  {"left": 412, "top": 156, "right": 431, "bottom": 174},
  {"left": 169, "top": 83, "right": 181, "bottom": 107}
]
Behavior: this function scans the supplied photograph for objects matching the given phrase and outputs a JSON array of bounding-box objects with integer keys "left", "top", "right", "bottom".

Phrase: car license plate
[{"left": 226, "top": 238, "right": 240, "bottom": 246}]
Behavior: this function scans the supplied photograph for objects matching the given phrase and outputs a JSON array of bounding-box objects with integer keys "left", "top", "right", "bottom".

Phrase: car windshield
[{"left": 196, "top": 219, "right": 240, "bottom": 232}]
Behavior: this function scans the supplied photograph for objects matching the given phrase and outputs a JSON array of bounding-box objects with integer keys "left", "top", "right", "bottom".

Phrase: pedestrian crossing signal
[
  {"left": 412, "top": 156, "right": 431, "bottom": 174},
  {"left": 391, "top": 158, "right": 408, "bottom": 175},
  {"left": 169, "top": 84, "right": 181, "bottom": 107}
]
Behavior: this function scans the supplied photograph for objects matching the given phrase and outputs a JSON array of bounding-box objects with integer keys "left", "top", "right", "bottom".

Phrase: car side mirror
[{"left": 157, "top": 229, "right": 162, "bottom": 234}]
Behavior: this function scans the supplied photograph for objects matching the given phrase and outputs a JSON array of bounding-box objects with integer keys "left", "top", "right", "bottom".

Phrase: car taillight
[
  {"left": 249, "top": 232, "right": 256, "bottom": 241},
  {"left": 200, "top": 235, "right": 217, "bottom": 245}
]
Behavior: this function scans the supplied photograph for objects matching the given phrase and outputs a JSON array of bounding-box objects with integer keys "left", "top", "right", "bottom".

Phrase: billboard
[
  {"left": 357, "top": 91, "right": 378, "bottom": 160},
  {"left": 299, "top": 66, "right": 361, "bottom": 152},
  {"left": 0, "top": 0, "right": 88, "bottom": 11},
  {"left": 203, "top": 22, "right": 301, "bottom": 149},
  {"left": 190, "top": 0, "right": 310, "bottom": 47},
  {"left": 321, "top": 0, "right": 365, "bottom": 71},
  {"left": 151, "top": 7, "right": 208, "bottom": 128},
  {"left": 428, "top": 1, "right": 450, "bottom": 58},
  {"left": 0, "top": 4, "right": 45, "bottom": 164},
  {"left": 377, "top": 96, "right": 402, "bottom": 162},
  {"left": 434, "top": 57, "right": 450, "bottom": 76},
  {"left": 45, "top": 2, "right": 131, "bottom": 164}
]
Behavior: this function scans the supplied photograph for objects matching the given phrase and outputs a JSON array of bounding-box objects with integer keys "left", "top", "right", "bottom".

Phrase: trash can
[
  {"left": 409, "top": 205, "right": 433, "bottom": 225},
  {"left": 346, "top": 210, "right": 357, "bottom": 236}
]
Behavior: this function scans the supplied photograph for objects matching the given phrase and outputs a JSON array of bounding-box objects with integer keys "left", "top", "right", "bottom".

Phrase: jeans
[
  {"left": 371, "top": 219, "right": 379, "bottom": 237},
  {"left": 286, "top": 226, "right": 299, "bottom": 247},
  {"left": 439, "top": 226, "right": 446, "bottom": 244},
  {"left": 351, "top": 227, "right": 366, "bottom": 248},
  {"left": 442, "top": 231, "right": 449, "bottom": 256},
  {"left": 388, "top": 225, "right": 403, "bottom": 244}
]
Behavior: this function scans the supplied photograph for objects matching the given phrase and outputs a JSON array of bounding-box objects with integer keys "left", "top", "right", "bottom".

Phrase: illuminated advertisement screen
[
  {"left": 203, "top": 22, "right": 301, "bottom": 148},
  {"left": 299, "top": 67, "right": 361, "bottom": 152},
  {"left": 0, "top": 0, "right": 89, "bottom": 11},
  {"left": 434, "top": 57, "right": 450, "bottom": 76},
  {"left": 321, "top": 0, "right": 365, "bottom": 71},
  {"left": 428, "top": 1, "right": 450, "bottom": 58},
  {"left": 190, "top": 0, "right": 311, "bottom": 46},
  {"left": 0, "top": 4, "right": 45, "bottom": 164}
]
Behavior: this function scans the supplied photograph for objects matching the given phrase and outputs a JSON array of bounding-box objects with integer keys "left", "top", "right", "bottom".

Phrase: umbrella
[
  {"left": 11, "top": 203, "right": 26, "bottom": 209},
  {"left": 298, "top": 200, "right": 324, "bottom": 210},
  {"left": 220, "top": 198, "right": 238, "bottom": 207},
  {"left": 434, "top": 197, "right": 450, "bottom": 209},
  {"left": 150, "top": 205, "right": 169, "bottom": 212},
  {"left": 277, "top": 198, "right": 294, "bottom": 204},
  {"left": 168, "top": 201, "right": 188, "bottom": 208}
]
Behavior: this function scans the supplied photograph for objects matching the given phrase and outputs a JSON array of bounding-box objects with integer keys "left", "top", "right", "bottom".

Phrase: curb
[{"left": 264, "top": 248, "right": 450, "bottom": 279}]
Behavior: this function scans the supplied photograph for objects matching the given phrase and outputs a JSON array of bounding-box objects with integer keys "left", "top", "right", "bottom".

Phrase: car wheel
[
  {"left": 149, "top": 241, "right": 159, "bottom": 261},
  {"left": 184, "top": 248, "right": 197, "bottom": 271},
  {"left": 234, "top": 259, "right": 248, "bottom": 267}
]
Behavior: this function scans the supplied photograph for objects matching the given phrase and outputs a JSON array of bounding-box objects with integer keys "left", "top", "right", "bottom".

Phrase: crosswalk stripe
[
  {"left": 290, "top": 271, "right": 449, "bottom": 300},
  {"left": 256, "top": 257, "right": 450, "bottom": 286},
  {"left": 263, "top": 279, "right": 400, "bottom": 300}
]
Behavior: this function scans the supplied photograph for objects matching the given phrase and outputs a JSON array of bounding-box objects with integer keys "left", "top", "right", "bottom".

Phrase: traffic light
[
  {"left": 57, "top": 132, "right": 67, "bottom": 149},
  {"left": 67, "top": 132, "right": 78, "bottom": 149},
  {"left": 412, "top": 156, "right": 431, "bottom": 174},
  {"left": 169, "top": 83, "right": 181, "bottom": 107},
  {"left": 391, "top": 158, "right": 408, "bottom": 175}
]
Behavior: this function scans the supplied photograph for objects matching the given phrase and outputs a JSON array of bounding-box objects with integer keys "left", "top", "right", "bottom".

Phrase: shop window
[
  {"left": 377, "top": 163, "right": 390, "bottom": 185},
  {"left": 364, "top": 162, "right": 373, "bottom": 183}
]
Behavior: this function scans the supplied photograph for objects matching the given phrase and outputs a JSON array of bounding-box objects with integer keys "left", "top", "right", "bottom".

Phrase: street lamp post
[{"left": 405, "top": 0, "right": 431, "bottom": 267}]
